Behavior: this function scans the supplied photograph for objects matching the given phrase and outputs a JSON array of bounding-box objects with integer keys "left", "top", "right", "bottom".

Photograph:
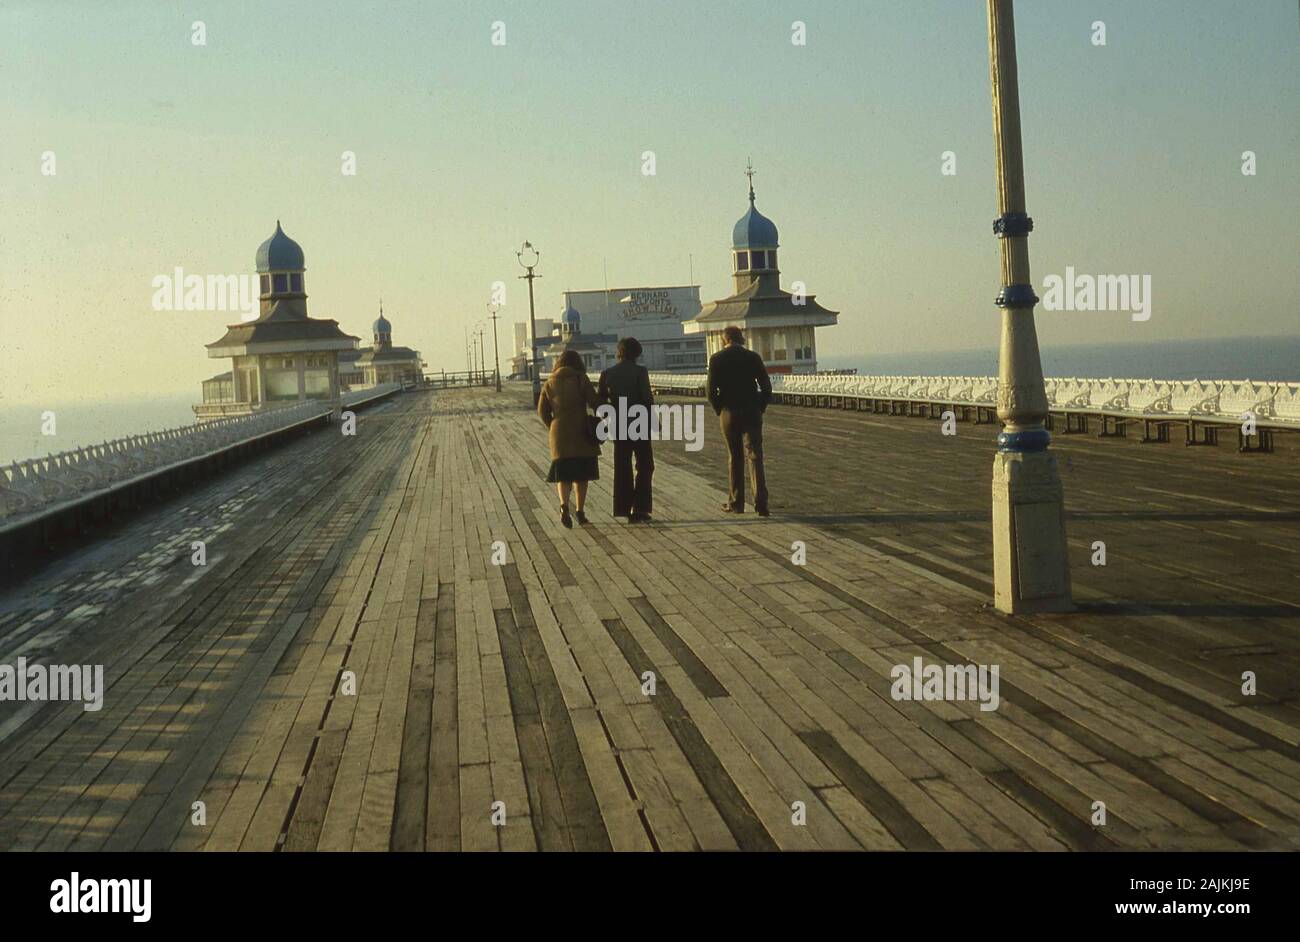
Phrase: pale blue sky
[{"left": 1, "top": 0, "right": 1296, "bottom": 403}]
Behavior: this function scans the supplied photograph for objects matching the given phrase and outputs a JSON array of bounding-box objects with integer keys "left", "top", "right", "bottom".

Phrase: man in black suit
[
  {"left": 598, "top": 337, "right": 655, "bottom": 523},
  {"left": 707, "top": 326, "right": 772, "bottom": 515}
]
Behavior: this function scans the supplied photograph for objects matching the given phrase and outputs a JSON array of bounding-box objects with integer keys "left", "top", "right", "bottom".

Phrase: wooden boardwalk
[{"left": 1, "top": 385, "right": 1298, "bottom": 851}]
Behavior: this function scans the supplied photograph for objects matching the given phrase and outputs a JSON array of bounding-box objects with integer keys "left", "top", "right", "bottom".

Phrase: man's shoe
[
  {"left": 756, "top": 506, "right": 770, "bottom": 517},
  {"left": 722, "top": 503, "right": 744, "bottom": 514}
]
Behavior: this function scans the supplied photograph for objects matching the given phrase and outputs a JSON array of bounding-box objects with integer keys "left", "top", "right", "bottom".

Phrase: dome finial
[
  {"left": 731, "top": 161, "right": 778, "bottom": 249},
  {"left": 256, "top": 220, "right": 305, "bottom": 272}
]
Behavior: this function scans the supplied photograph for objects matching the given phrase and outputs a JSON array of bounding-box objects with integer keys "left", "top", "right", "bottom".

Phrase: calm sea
[
  {"left": 819, "top": 335, "right": 1300, "bottom": 383},
  {"left": 2, "top": 336, "right": 1296, "bottom": 466},
  {"left": 0, "top": 392, "right": 197, "bottom": 467}
]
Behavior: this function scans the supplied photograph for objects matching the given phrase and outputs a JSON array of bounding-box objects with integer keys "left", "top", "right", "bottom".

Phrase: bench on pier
[{"left": 648, "top": 372, "right": 1299, "bottom": 454}]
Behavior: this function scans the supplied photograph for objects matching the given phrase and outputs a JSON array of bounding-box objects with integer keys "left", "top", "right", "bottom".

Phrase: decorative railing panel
[
  {"left": 648, "top": 373, "right": 1300, "bottom": 426},
  {"left": 1, "top": 384, "right": 401, "bottom": 525}
]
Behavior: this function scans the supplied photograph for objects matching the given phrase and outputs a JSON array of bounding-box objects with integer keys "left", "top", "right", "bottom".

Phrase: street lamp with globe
[{"left": 516, "top": 241, "right": 541, "bottom": 404}]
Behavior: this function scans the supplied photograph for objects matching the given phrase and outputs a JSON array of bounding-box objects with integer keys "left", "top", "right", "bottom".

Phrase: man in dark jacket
[
  {"left": 598, "top": 337, "right": 655, "bottom": 523},
  {"left": 707, "top": 326, "right": 771, "bottom": 515}
]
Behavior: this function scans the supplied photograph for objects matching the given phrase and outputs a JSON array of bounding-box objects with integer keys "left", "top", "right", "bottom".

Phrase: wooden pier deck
[{"left": 2, "top": 386, "right": 1298, "bottom": 851}]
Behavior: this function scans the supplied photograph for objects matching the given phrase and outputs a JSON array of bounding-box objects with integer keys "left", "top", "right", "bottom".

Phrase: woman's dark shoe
[
  {"left": 560, "top": 504, "right": 573, "bottom": 529},
  {"left": 575, "top": 510, "right": 590, "bottom": 526}
]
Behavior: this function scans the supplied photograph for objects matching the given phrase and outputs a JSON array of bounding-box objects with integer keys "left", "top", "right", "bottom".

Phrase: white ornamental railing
[
  {"left": 647, "top": 373, "right": 1300, "bottom": 427},
  {"left": 343, "top": 382, "right": 402, "bottom": 408},
  {"left": 0, "top": 385, "right": 401, "bottom": 526}
]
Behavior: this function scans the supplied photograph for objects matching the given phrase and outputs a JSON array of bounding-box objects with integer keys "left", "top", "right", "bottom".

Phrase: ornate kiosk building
[
  {"left": 354, "top": 304, "right": 423, "bottom": 387},
  {"left": 195, "top": 223, "right": 358, "bottom": 421},
  {"left": 538, "top": 296, "right": 617, "bottom": 374},
  {"left": 685, "top": 164, "right": 838, "bottom": 373}
]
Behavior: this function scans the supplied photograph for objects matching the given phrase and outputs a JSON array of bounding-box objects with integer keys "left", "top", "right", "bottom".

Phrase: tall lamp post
[
  {"left": 487, "top": 301, "right": 502, "bottom": 392},
  {"left": 517, "top": 241, "right": 541, "bottom": 404},
  {"left": 986, "top": 0, "right": 1072, "bottom": 613}
]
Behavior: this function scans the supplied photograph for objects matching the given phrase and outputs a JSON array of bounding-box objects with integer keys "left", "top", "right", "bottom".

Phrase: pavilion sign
[{"left": 622, "top": 289, "right": 679, "bottom": 321}]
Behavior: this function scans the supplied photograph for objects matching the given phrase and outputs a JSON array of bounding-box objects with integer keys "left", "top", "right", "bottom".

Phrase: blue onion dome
[
  {"left": 373, "top": 312, "right": 391, "bottom": 334},
  {"left": 732, "top": 199, "right": 779, "bottom": 249},
  {"left": 561, "top": 299, "right": 581, "bottom": 324},
  {"left": 255, "top": 220, "right": 305, "bottom": 272}
]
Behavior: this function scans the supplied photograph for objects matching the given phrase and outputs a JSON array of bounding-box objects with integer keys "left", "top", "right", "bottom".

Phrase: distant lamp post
[
  {"left": 517, "top": 241, "right": 542, "bottom": 404},
  {"left": 487, "top": 301, "right": 502, "bottom": 392},
  {"left": 986, "top": 0, "right": 1072, "bottom": 613},
  {"left": 476, "top": 323, "right": 486, "bottom": 386}
]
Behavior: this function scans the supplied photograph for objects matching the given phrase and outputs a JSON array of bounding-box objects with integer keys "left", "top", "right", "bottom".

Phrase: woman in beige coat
[{"left": 538, "top": 349, "right": 600, "bottom": 528}]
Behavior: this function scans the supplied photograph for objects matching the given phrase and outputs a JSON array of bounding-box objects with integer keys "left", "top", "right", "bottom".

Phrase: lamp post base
[{"left": 992, "top": 450, "right": 1074, "bottom": 614}]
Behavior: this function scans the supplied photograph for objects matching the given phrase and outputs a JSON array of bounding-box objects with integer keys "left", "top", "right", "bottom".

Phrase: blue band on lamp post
[
  {"left": 997, "top": 427, "right": 1052, "bottom": 453},
  {"left": 993, "top": 212, "right": 1034, "bottom": 238},
  {"left": 995, "top": 283, "right": 1039, "bottom": 308}
]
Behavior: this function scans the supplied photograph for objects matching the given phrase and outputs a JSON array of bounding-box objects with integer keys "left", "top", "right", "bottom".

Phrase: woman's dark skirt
[{"left": 546, "top": 457, "right": 600, "bottom": 483}]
